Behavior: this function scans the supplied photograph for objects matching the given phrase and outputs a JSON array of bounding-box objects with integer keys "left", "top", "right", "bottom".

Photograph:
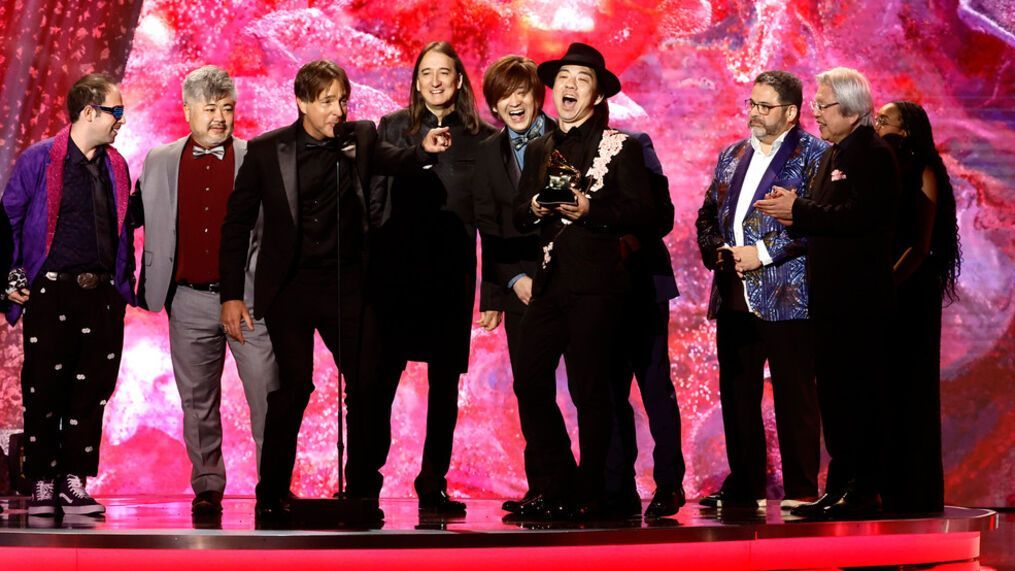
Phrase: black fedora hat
[{"left": 537, "top": 42, "right": 622, "bottom": 98}]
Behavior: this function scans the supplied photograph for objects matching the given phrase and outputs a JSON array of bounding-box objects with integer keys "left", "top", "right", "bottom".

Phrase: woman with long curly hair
[{"left": 875, "top": 100, "right": 961, "bottom": 515}]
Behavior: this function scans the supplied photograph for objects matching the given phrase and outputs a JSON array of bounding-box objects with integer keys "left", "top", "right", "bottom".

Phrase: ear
[
  {"left": 457, "top": 75, "right": 463, "bottom": 89},
  {"left": 594, "top": 93, "right": 605, "bottom": 106},
  {"left": 786, "top": 105, "right": 798, "bottom": 124},
  {"left": 296, "top": 96, "right": 309, "bottom": 115},
  {"left": 182, "top": 103, "right": 192, "bottom": 123},
  {"left": 415, "top": 77, "right": 422, "bottom": 93}
]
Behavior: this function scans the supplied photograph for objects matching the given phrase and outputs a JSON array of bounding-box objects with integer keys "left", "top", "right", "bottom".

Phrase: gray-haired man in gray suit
[{"left": 130, "top": 66, "right": 278, "bottom": 515}]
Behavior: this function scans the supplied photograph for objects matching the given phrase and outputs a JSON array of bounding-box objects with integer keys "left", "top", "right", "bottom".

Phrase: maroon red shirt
[{"left": 175, "top": 137, "right": 235, "bottom": 285}]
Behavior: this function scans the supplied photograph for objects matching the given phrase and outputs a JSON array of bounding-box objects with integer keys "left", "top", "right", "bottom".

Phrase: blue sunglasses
[{"left": 90, "top": 104, "right": 125, "bottom": 121}]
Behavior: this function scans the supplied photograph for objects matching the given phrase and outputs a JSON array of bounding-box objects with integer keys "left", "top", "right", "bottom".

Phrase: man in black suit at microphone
[{"left": 219, "top": 60, "right": 450, "bottom": 520}]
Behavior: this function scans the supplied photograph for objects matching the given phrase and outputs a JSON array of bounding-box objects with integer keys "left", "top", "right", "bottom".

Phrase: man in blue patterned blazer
[{"left": 695, "top": 70, "right": 828, "bottom": 509}]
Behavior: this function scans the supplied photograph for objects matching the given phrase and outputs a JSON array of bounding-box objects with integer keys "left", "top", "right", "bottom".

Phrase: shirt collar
[
  {"left": 749, "top": 127, "right": 790, "bottom": 157},
  {"left": 553, "top": 116, "right": 594, "bottom": 143},
  {"left": 509, "top": 114, "right": 545, "bottom": 141},
  {"left": 67, "top": 139, "right": 105, "bottom": 165},
  {"left": 424, "top": 107, "right": 460, "bottom": 128},
  {"left": 188, "top": 135, "right": 232, "bottom": 152}
]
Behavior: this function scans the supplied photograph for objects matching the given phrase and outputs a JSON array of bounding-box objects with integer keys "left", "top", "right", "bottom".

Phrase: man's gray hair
[
  {"left": 182, "top": 65, "right": 236, "bottom": 104},
  {"left": 816, "top": 67, "right": 873, "bottom": 126}
]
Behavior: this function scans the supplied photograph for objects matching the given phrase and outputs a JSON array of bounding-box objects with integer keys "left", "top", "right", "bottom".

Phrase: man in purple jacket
[{"left": 2, "top": 73, "right": 135, "bottom": 517}]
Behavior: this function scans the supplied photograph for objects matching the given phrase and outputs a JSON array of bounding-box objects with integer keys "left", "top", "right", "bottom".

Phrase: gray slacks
[{"left": 168, "top": 285, "right": 278, "bottom": 494}]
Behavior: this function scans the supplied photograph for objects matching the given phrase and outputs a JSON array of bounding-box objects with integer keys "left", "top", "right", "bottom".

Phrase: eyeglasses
[
  {"left": 874, "top": 115, "right": 903, "bottom": 128},
  {"left": 810, "top": 101, "right": 840, "bottom": 112},
  {"left": 90, "top": 104, "right": 125, "bottom": 121},
  {"left": 745, "top": 99, "right": 792, "bottom": 115}
]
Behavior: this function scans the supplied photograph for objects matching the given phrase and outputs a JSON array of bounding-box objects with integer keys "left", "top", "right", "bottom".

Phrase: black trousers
[
  {"left": 352, "top": 346, "right": 461, "bottom": 497},
  {"left": 715, "top": 311, "right": 820, "bottom": 499},
  {"left": 882, "top": 266, "right": 944, "bottom": 513},
  {"left": 256, "top": 266, "right": 363, "bottom": 501},
  {"left": 513, "top": 281, "right": 623, "bottom": 502},
  {"left": 21, "top": 276, "right": 125, "bottom": 479},
  {"left": 813, "top": 309, "right": 890, "bottom": 497},
  {"left": 606, "top": 299, "right": 686, "bottom": 496},
  {"left": 503, "top": 309, "right": 559, "bottom": 495}
]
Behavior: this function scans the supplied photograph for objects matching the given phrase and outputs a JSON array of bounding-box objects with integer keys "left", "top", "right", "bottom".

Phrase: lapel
[
  {"left": 722, "top": 142, "right": 754, "bottom": 228},
  {"left": 811, "top": 146, "right": 837, "bottom": 203},
  {"left": 348, "top": 123, "right": 370, "bottom": 232},
  {"left": 276, "top": 120, "right": 301, "bottom": 224},
  {"left": 233, "top": 138, "right": 248, "bottom": 177},
  {"left": 499, "top": 130, "right": 521, "bottom": 189},
  {"left": 165, "top": 136, "right": 188, "bottom": 227},
  {"left": 743, "top": 126, "right": 801, "bottom": 220}
]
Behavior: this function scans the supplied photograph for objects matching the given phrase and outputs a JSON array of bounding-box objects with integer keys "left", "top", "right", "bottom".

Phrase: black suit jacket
[
  {"left": 792, "top": 125, "right": 899, "bottom": 318},
  {"left": 622, "top": 131, "right": 678, "bottom": 303},
  {"left": 473, "top": 118, "right": 555, "bottom": 315},
  {"left": 220, "top": 119, "right": 427, "bottom": 317},
  {"left": 513, "top": 126, "right": 655, "bottom": 296},
  {"left": 366, "top": 108, "right": 496, "bottom": 371}
]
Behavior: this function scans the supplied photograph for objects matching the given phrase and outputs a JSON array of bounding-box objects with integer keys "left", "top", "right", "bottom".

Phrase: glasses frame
[
  {"left": 810, "top": 100, "right": 840, "bottom": 113},
  {"left": 90, "top": 104, "right": 124, "bottom": 121},
  {"left": 745, "top": 99, "right": 793, "bottom": 116},
  {"left": 874, "top": 115, "right": 904, "bottom": 129}
]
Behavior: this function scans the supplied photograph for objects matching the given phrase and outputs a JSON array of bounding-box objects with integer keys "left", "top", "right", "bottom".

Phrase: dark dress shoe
[
  {"left": 645, "top": 487, "right": 686, "bottom": 518},
  {"left": 789, "top": 491, "right": 845, "bottom": 518},
  {"left": 418, "top": 490, "right": 467, "bottom": 514},
  {"left": 192, "top": 490, "right": 224, "bottom": 515},
  {"left": 502, "top": 491, "right": 538, "bottom": 514},
  {"left": 698, "top": 491, "right": 721, "bottom": 507},
  {"left": 515, "top": 495, "right": 573, "bottom": 520},
  {"left": 254, "top": 497, "right": 292, "bottom": 521},
  {"left": 818, "top": 491, "right": 880, "bottom": 520},
  {"left": 699, "top": 490, "right": 758, "bottom": 508}
]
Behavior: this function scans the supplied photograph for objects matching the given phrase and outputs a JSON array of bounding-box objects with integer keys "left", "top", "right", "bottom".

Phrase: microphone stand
[{"left": 288, "top": 129, "right": 378, "bottom": 526}]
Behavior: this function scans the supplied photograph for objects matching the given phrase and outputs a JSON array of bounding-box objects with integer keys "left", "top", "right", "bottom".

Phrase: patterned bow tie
[
  {"left": 513, "top": 131, "right": 541, "bottom": 151},
  {"left": 193, "top": 145, "right": 225, "bottom": 160}
]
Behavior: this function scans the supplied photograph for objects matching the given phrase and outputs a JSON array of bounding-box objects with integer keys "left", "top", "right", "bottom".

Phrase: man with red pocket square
[{"left": 755, "top": 67, "right": 900, "bottom": 519}]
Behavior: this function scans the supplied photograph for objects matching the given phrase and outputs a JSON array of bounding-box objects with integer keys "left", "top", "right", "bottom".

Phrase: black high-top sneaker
[
  {"left": 27, "top": 479, "right": 58, "bottom": 516},
  {"left": 59, "top": 474, "right": 105, "bottom": 515}
]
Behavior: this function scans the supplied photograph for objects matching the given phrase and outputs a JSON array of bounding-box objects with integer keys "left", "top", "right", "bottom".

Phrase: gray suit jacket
[{"left": 136, "top": 136, "right": 260, "bottom": 312}]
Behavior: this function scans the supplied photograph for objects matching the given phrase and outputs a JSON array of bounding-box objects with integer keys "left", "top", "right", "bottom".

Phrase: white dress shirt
[{"left": 727, "top": 129, "right": 788, "bottom": 309}]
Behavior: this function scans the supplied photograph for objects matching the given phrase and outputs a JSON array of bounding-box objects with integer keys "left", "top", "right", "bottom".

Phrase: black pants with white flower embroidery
[{"left": 20, "top": 276, "right": 125, "bottom": 480}]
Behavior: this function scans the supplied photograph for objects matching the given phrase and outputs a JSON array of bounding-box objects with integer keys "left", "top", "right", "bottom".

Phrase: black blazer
[
  {"left": 792, "top": 125, "right": 899, "bottom": 318},
  {"left": 513, "top": 126, "right": 655, "bottom": 296},
  {"left": 472, "top": 118, "right": 555, "bottom": 315},
  {"left": 622, "top": 131, "right": 678, "bottom": 303},
  {"left": 367, "top": 108, "right": 496, "bottom": 371},
  {"left": 220, "top": 119, "right": 427, "bottom": 317}
]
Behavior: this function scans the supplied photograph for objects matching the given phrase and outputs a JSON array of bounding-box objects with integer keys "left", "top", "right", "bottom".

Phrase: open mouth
[
  {"left": 508, "top": 109, "right": 525, "bottom": 120},
  {"left": 561, "top": 95, "right": 577, "bottom": 111}
]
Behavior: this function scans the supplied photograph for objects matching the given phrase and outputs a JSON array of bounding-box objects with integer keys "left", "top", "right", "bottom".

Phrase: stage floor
[{"left": 0, "top": 496, "right": 1000, "bottom": 570}]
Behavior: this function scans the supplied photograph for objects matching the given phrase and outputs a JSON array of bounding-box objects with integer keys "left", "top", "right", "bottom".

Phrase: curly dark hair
[{"left": 892, "top": 101, "right": 962, "bottom": 304}]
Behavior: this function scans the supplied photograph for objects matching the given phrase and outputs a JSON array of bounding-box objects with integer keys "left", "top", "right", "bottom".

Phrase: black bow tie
[
  {"left": 512, "top": 130, "right": 541, "bottom": 151},
  {"left": 304, "top": 138, "right": 339, "bottom": 151},
  {"left": 193, "top": 145, "right": 225, "bottom": 160}
]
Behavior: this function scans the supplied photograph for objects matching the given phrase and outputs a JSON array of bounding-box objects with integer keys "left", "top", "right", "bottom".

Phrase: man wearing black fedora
[{"left": 508, "top": 42, "right": 655, "bottom": 519}]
